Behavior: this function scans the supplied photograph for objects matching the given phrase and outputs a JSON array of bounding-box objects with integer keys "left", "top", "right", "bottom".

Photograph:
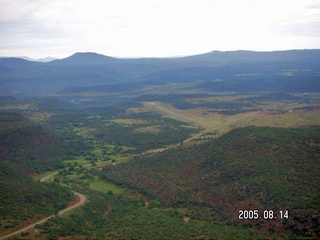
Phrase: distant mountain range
[
  {"left": 31, "top": 56, "right": 57, "bottom": 62},
  {"left": 0, "top": 49, "right": 319, "bottom": 96},
  {"left": 0, "top": 56, "right": 57, "bottom": 62}
]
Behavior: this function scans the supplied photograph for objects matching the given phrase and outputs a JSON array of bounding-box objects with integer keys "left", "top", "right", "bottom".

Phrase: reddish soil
[
  {"left": 104, "top": 204, "right": 113, "bottom": 215},
  {"left": 209, "top": 198, "right": 232, "bottom": 207},
  {"left": 30, "top": 172, "right": 39, "bottom": 177},
  {"left": 67, "top": 194, "right": 80, "bottom": 208},
  {"left": 5, "top": 194, "right": 81, "bottom": 236}
]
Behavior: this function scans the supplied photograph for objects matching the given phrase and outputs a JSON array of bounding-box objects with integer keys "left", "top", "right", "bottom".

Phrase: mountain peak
[
  {"left": 71, "top": 52, "right": 112, "bottom": 58},
  {"left": 52, "top": 52, "right": 117, "bottom": 65}
]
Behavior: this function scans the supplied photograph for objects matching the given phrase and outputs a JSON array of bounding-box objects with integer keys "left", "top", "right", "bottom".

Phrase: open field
[
  {"left": 63, "top": 158, "right": 91, "bottom": 167},
  {"left": 142, "top": 93, "right": 320, "bottom": 138},
  {"left": 89, "top": 177, "right": 125, "bottom": 194}
]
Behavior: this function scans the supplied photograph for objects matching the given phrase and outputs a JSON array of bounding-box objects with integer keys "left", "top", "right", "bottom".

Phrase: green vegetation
[
  {"left": 0, "top": 112, "right": 74, "bottom": 235},
  {"left": 101, "top": 126, "right": 320, "bottom": 238},
  {"left": 89, "top": 177, "right": 125, "bottom": 194},
  {"left": 0, "top": 91, "right": 319, "bottom": 239},
  {"left": 39, "top": 190, "right": 267, "bottom": 239},
  {"left": 0, "top": 112, "right": 66, "bottom": 173},
  {"left": 94, "top": 112, "right": 199, "bottom": 151},
  {"left": 143, "top": 92, "right": 311, "bottom": 115},
  {"left": 63, "top": 158, "right": 90, "bottom": 167},
  {"left": 40, "top": 106, "right": 200, "bottom": 154},
  {"left": 0, "top": 162, "right": 73, "bottom": 234}
]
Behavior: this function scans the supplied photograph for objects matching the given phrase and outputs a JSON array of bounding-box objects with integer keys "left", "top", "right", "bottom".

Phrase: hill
[
  {"left": 0, "top": 162, "right": 73, "bottom": 236},
  {"left": 0, "top": 112, "right": 66, "bottom": 173},
  {"left": 101, "top": 126, "right": 320, "bottom": 238},
  {"left": 0, "top": 49, "right": 319, "bottom": 96},
  {"left": 50, "top": 52, "right": 117, "bottom": 65},
  {"left": 0, "top": 112, "right": 75, "bottom": 236}
]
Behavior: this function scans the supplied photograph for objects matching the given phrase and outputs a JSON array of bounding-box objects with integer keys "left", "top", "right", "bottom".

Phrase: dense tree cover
[
  {"left": 173, "top": 99, "right": 257, "bottom": 115},
  {"left": 44, "top": 106, "right": 200, "bottom": 154},
  {"left": 242, "top": 92, "right": 302, "bottom": 102},
  {"left": 41, "top": 110, "right": 93, "bottom": 159},
  {"left": 101, "top": 126, "right": 320, "bottom": 238},
  {"left": 39, "top": 189, "right": 266, "bottom": 239},
  {"left": 0, "top": 112, "right": 66, "bottom": 173},
  {"left": 1, "top": 50, "right": 319, "bottom": 239},
  {"left": 93, "top": 112, "right": 199, "bottom": 151},
  {"left": 137, "top": 93, "right": 211, "bottom": 103},
  {"left": 0, "top": 112, "right": 74, "bottom": 234},
  {"left": 0, "top": 96, "right": 17, "bottom": 105},
  {"left": 27, "top": 96, "right": 76, "bottom": 110},
  {"left": 39, "top": 104, "right": 155, "bottom": 157},
  {"left": 1, "top": 95, "right": 319, "bottom": 238},
  {"left": 0, "top": 162, "right": 73, "bottom": 232}
]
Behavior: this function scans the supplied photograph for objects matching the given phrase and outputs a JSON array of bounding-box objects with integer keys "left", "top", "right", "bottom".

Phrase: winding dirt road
[
  {"left": 0, "top": 102, "right": 257, "bottom": 239},
  {"left": 40, "top": 171, "right": 58, "bottom": 182},
  {"left": 0, "top": 189, "right": 86, "bottom": 240}
]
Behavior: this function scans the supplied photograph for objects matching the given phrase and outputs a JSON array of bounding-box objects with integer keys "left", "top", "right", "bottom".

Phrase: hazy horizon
[{"left": 2, "top": 48, "right": 320, "bottom": 61}]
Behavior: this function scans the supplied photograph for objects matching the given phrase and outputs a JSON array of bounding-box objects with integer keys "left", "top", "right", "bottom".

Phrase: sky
[{"left": 0, "top": 0, "right": 319, "bottom": 58}]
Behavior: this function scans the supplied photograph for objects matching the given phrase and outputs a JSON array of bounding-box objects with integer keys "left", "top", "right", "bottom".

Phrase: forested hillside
[
  {"left": 38, "top": 189, "right": 266, "bottom": 239},
  {"left": 101, "top": 126, "right": 320, "bottom": 237},
  {"left": 0, "top": 162, "right": 73, "bottom": 234},
  {"left": 0, "top": 112, "right": 65, "bottom": 173},
  {"left": 0, "top": 112, "right": 75, "bottom": 236}
]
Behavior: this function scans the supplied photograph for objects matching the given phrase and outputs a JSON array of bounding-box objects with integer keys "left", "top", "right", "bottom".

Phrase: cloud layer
[{"left": 1, "top": 0, "right": 319, "bottom": 58}]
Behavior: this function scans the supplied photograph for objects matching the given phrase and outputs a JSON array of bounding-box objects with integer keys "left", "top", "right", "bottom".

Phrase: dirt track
[{"left": 0, "top": 190, "right": 86, "bottom": 240}]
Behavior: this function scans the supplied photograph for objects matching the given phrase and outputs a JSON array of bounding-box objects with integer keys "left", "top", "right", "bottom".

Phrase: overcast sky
[{"left": 0, "top": 0, "right": 319, "bottom": 58}]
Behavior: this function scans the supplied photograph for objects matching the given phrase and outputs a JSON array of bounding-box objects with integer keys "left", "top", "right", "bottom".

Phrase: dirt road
[
  {"left": 40, "top": 171, "right": 58, "bottom": 182},
  {"left": 0, "top": 191, "right": 86, "bottom": 240}
]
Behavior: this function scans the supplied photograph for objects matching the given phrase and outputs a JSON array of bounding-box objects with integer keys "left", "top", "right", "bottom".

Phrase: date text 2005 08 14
[{"left": 239, "top": 210, "right": 289, "bottom": 220}]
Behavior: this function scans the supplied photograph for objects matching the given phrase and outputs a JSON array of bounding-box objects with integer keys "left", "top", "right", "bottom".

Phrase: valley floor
[{"left": 1, "top": 92, "right": 319, "bottom": 239}]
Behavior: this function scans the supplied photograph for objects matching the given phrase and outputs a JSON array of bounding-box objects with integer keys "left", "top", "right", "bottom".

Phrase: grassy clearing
[
  {"left": 111, "top": 118, "right": 148, "bottom": 125},
  {"left": 186, "top": 94, "right": 258, "bottom": 104},
  {"left": 91, "top": 148, "right": 104, "bottom": 157},
  {"left": 234, "top": 110, "right": 320, "bottom": 128},
  {"left": 133, "top": 125, "right": 162, "bottom": 133},
  {"left": 144, "top": 94, "right": 320, "bottom": 139},
  {"left": 63, "top": 158, "right": 90, "bottom": 167},
  {"left": 89, "top": 177, "right": 125, "bottom": 194},
  {"left": 102, "top": 144, "right": 134, "bottom": 150}
]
